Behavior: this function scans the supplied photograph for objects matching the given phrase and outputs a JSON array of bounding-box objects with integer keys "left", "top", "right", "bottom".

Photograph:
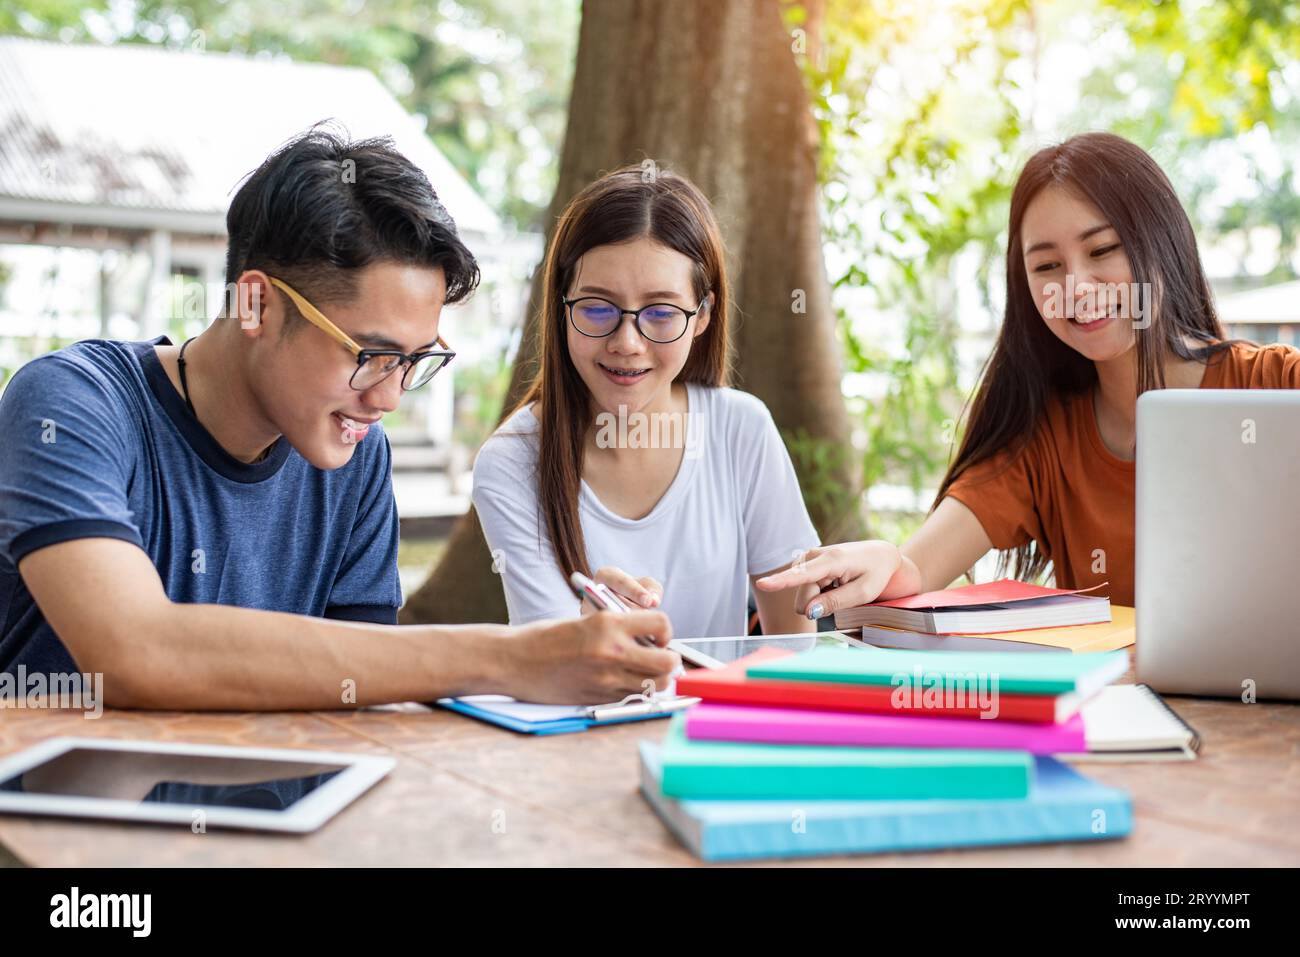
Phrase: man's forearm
[
  {"left": 97, "top": 602, "right": 515, "bottom": 711},
  {"left": 23, "top": 540, "right": 677, "bottom": 711}
]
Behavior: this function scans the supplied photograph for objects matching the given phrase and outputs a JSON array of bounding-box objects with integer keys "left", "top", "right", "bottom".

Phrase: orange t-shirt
[{"left": 944, "top": 342, "right": 1300, "bottom": 606}]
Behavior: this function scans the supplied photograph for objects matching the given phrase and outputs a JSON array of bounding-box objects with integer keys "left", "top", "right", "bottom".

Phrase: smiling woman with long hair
[
  {"left": 472, "top": 166, "right": 820, "bottom": 638},
  {"left": 759, "top": 131, "right": 1300, "bottom": 615}
]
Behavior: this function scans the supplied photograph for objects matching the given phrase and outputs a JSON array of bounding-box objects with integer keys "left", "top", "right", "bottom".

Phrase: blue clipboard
[{"left": 436, "top": 693, "right": 699, "bottom": 735}]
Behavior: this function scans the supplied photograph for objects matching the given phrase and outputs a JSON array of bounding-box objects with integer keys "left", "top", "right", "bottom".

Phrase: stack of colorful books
[
  {"left": 639, "top": 644, "right": 1137, "bottom": 861},
  {"left": 835, "top": 579, "right": 1135, "bottom": 653}
]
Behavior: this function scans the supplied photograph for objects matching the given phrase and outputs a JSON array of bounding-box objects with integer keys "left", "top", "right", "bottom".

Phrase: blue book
[{"left": 639, "top": 742, "right": 1132, "bottom": 861}]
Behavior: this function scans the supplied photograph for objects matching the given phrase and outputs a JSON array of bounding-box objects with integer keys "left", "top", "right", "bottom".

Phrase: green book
[
  {"left": 746, "top": 646, "right": 1128, "bottom": 697},
  {"left": 658, "top": 716, "right": 1033, "bottom": 800}
]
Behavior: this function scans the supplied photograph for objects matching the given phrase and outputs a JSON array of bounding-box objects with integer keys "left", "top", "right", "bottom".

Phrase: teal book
[
  {"left": 640, "top": 742, "right": 1132, "bottom": 861},
  {"left": 746, "top": 645, "right": 1128, "bottom": 696},
  {"left": 657, "top": 716, "right": 1032, "bottom": 800}
]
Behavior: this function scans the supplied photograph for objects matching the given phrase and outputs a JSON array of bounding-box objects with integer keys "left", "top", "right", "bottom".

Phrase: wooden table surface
[{"left": 2, "top": 669, "right": 1298, "bottom": 867}]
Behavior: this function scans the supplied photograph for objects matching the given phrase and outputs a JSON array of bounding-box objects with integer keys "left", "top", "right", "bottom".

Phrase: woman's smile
[{"left": 597, "top": 360, "right": 653, "bottom": 385}]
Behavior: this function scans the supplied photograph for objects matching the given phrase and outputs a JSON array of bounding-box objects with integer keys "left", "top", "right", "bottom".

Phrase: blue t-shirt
[{"left": 0, "top": 337, "right": 402, "bottom": 676}]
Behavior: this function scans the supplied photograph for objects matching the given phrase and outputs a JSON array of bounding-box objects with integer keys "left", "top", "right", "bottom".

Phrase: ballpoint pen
[{"left": 568, "top": 571, "right": 658, "bottom": 647}]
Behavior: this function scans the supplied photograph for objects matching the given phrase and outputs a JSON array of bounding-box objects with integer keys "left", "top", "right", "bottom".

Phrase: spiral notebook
[
  {"left": 681, "top": 685, "right": 1198, "bottom": 762},
  {"left": 1061, "top": 683, "right": 1201, "bottom": 761}
]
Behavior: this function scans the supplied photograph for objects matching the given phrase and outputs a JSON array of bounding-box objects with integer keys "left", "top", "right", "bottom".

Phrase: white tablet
[
  {"left": 670, "top": 630, "right": 870, "bottom": 669},
  {"left": 0, "top": 737, "right": 395, "bottom": 834}
]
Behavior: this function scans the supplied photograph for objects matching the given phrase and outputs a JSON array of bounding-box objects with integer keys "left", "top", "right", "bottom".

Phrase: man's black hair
[{"left": 223, "top": 122, "right": 480, "bottom": 324}]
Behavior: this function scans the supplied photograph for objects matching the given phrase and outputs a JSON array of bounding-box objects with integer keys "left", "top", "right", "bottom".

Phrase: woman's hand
[
  {"left": 579, "top": 566, "right": 664, "bottom": 614},
  {"left": 753, "top": 541, "right": 920, "bottom": 620}
]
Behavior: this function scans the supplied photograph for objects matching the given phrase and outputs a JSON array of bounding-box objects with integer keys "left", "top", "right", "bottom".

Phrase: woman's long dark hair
[
  {"left": 937, "top": 132, "right": 1230, "bottom": 582},
  {"left": 510, "top": 166, "right": 732, "bottom": 580}
]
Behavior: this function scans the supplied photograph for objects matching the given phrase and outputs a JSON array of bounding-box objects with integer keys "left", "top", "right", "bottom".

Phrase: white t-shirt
[{"left": 471, "top": 382, "right": 821, "bottom": 638}]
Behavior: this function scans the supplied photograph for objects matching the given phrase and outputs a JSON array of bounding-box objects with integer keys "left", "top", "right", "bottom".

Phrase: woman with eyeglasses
[{"left": 472, "top": 166, "right": 820, "bottom": 637}]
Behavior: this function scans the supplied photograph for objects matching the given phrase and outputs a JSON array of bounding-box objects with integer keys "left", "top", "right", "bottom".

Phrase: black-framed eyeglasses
[
  {"left": 268, "top": 277, "right": 456, "bottom": 392},
  {"left": 563, "top": 296, "right": 706, "bottom": 344}
]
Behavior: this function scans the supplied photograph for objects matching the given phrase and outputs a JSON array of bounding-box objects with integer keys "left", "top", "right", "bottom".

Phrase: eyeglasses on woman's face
[{"left": 562, "top": 295, "right": 707, "bottom": 344}]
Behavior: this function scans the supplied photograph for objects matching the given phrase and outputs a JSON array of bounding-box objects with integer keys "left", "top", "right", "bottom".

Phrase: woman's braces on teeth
[{"left": 599, "top": 362, "right": 650, "bottom": 377}]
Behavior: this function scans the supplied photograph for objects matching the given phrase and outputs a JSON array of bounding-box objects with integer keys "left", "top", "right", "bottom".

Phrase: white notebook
[{"left": 1062, "top": 684, "right": 1201, "bottom": 761}]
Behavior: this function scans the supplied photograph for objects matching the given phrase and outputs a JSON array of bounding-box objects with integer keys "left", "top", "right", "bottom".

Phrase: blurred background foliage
[{"left": 3, "top": 0, "right": 1297, "bottom": 538}]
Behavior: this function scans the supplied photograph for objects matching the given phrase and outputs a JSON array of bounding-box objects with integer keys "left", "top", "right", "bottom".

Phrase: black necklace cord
[
  {"left": 176, "top": 337, "right": 273, "bottom": 464},
  {"left": 176, "top": 337, "right": 198, "bottom": 418}
]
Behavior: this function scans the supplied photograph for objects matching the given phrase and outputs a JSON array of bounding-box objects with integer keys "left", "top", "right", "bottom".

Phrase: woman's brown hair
[
  {"left": 936, "top": 132, "right": 1231, "bottom": 583},
  {"left": 508, "top": 165, "right": 732, "bottom": 579}
]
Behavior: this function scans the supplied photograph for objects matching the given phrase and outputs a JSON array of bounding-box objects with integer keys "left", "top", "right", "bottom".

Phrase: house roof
[{"left": 0, "top": 36, "right": 501, "bottom": 238}]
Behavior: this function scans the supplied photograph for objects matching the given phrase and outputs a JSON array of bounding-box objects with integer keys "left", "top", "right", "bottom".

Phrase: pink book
[{"left": 685, "top": 702, "right": 1087, "bottom": 754}]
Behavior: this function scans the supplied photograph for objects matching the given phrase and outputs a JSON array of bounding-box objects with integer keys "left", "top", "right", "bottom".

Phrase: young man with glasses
[{"left": 0, "top": 128, "right": 678, "bottom": 709}]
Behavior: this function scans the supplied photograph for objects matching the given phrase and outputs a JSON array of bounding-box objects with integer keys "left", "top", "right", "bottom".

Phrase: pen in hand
[{"left": 569, "top": 571, "right": 658, "bottom": 648}]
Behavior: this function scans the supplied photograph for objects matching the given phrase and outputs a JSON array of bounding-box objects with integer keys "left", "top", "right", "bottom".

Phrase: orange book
[{"left": 858, "top": 606, "right": 1136, "bottom": 654}]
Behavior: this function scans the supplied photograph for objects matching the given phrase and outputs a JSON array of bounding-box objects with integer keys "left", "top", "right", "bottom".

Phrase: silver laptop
[{"left": 1136, "top": 389, "right": 1300, "bottom": 699}]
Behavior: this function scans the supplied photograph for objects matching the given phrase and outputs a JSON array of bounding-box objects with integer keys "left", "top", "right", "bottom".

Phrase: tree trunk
[{"left": 401, "top": 0, "right": 863, "bottom": 625}]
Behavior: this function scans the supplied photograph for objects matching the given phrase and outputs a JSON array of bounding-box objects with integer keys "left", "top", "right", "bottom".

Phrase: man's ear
[{"left": 236, "top": 271, "right": 274, "bottom": 340}]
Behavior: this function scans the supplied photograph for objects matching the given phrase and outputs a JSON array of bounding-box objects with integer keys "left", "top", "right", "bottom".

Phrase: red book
[
  {"left": 675, "top": 648, "right": 1084, "bottom": 724},
  {"left": 874, "top": 579, "right": 1100, "bottom": 610}
]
